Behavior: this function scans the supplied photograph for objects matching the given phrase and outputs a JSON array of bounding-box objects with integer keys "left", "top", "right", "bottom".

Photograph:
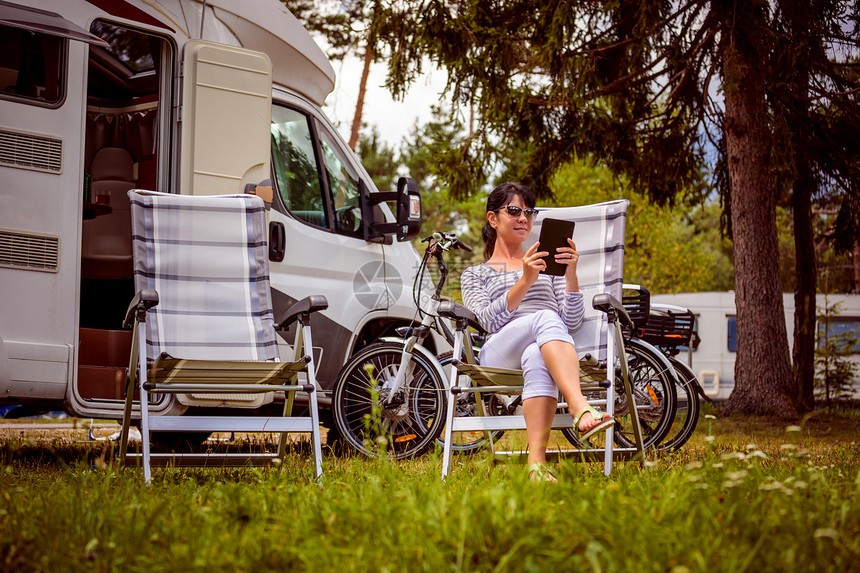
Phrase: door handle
[{"left": 269, "top": 221, "right": 286, "bottom": 262}]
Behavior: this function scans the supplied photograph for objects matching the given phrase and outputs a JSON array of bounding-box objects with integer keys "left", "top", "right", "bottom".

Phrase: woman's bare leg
[
  {"left": 540, "top": 340, "right": 608, "bottom": 432},
  {"left": 522, "top": 396, "right": 558, "bottom": 482}
]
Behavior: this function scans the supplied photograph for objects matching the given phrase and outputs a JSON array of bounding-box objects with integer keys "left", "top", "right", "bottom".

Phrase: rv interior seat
[{"left": 81, "top": 147, "right": 135, "bottom": 279}]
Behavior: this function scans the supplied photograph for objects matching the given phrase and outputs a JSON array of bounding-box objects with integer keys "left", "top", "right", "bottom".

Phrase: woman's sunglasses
[{"left": 496, "top": 205, "right": 537, "bottom": 219}]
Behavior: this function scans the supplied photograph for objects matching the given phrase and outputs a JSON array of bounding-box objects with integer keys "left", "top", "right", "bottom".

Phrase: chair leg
[
  {"left": 441, "top": 386, "right": 457, "bottom": 479},
  {"left": 603, "top": 323, "right": 617, "bottom": 476},
  {"left": 309, "top": 385, "right": 323, "bottom": 481},
  {"left": 135, "top": 327, "right": 152, "bottom": 484},
  {"left": 120, "top": 324, "right": 139, "bottom": 460},
  {"left": 603, "top": 383, "right": 615, "bottom": 477},
  {"left": 277, "top": 380, "right": 297, "bottom": 461},
  {"left": 302, "top": 322, "right": 323, "bottom": 480},
  {"left": 615, "top": 324, "right": 646, "bottom": 462}
]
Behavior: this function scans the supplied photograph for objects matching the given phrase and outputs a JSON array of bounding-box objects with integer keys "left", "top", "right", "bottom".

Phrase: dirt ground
[{"left": 0, "top": 420, "right": 124, "bottom": 441}]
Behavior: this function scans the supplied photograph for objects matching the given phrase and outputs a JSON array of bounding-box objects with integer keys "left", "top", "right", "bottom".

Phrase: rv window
[
  {"left": 271, "top": 106, "right": 328, "bottom": 228},
  {"left": 727, "top": 316, "right": 737, "bottom": 352},
  {"left": 318, "top": 127, "right": 363, "bottom": 237},
  {"left": 90, "top": 22, "right": 154, "bottom": 74},
  {"left": 817, "top": 318, "right": 860, "bottom": 354},
  {"left": 0, "top": 24, "right": 64, "bottom": 105}
]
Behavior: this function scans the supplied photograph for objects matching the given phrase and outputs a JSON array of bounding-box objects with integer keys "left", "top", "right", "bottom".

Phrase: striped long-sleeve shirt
[{"left": 460, "top": 263, "right": 585, "bottom": 334}]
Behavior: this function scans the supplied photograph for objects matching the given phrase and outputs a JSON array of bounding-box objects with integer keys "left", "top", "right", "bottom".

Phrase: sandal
[
  {"left": 573, "top": 406, "right": 615, "bottom": 441},
  {"left": 528, "top": 463, "right": 558, "bottom": 483}
]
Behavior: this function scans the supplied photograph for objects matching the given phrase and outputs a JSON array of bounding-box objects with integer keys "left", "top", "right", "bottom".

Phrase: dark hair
[{"left": 481, "top": 182, "right": 536, "bottom": 260}]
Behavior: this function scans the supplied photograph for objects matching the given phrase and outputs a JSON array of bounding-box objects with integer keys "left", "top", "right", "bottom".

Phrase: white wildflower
[{"left": 813, "top": 529, "right": 838, "bottom": 540}]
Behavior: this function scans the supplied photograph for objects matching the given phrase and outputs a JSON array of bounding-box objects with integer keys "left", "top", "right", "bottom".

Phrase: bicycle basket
[
  {"left": 622, "top": 285, "right": 651, "bottom": 328},
  {"left": 640, "top": 305, "right": 695, "bottom": 347}
]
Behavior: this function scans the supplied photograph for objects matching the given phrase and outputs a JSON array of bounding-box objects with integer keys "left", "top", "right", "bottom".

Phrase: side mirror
[
  {"left": 360, "top": 177, "right": 422, "bottom": 243},
  {"left": 395, "top": 177, "right": 422, "bottom": 242}
]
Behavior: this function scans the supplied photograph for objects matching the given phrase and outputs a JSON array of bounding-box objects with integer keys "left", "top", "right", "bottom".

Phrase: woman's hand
[
  {"left": 557, "top": 238, "right": 580, "bottom": 291},
  {"left": 521, "top": 241, "right": 549, "bottom": 286}
]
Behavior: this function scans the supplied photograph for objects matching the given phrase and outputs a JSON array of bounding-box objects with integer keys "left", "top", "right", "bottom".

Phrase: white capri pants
[{"left": 478, "top": 309, "right": 576, "bottom": 400}]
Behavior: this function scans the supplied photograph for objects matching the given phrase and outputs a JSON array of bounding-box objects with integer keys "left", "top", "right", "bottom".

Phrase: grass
[{"left": 0, "top": 412, "right": 858, "bottom": 572}]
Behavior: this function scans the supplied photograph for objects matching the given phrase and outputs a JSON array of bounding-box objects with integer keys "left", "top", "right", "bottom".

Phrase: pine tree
[{"left": 363, "top": 0, "right": 860, "bottom": 417}]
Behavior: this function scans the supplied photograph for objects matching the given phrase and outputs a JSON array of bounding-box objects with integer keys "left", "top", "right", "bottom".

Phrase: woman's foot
[
  {"left": 573, "top": 406, "right": 615, "bottom": 439},
  {"left": 528, "top": 463, "right": 558, "bottom": 483}
]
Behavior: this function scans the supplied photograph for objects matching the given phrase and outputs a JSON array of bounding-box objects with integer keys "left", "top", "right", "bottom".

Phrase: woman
[{"left": 460, "top": 182, "right": 614, "bottom": 481}]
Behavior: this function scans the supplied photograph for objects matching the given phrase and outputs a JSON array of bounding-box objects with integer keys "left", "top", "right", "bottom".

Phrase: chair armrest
[
  {"left": 437, "top": 301, "right": 486, "bottom": 334},
  {"left": 592, "top": 293, "right": 634, "bottom": 330},
  {"left": 123, "top": 290, "right": 159, "bottom": 328},
  {"left": 276, "top": 295, "right": 329, "bottom": 330}
]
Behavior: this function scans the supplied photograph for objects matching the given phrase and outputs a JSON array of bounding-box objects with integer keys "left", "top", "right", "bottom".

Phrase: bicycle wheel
[
  {"left": 611, "top": 338, "right": 677, "bottom": 449},
  {"left": 435, "top": 351, "right": 506, "bottom": 454},
  {"left": 332, "top": 342, "right": 447, "bottom": 459},
  {"left": 658, "top": 356, "right": 701, "bottom": 451}
]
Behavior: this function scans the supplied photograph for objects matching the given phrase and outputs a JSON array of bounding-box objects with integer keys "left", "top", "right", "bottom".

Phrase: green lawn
[{"left": 1, "top": 411, "right": 858, "bottom": 572}]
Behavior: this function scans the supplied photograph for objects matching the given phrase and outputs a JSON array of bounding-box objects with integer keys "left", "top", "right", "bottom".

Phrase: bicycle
[
  {"left": 331, "top": 232, "right": 480, "bottom": 459},
  {"left": 332, "top": 232, "right": 680, "bottom": 458}
]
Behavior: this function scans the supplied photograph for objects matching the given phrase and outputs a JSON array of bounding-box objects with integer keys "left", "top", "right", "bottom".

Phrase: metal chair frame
[{"left": 439, "top": 295, "right": 646, "bottom": 478}]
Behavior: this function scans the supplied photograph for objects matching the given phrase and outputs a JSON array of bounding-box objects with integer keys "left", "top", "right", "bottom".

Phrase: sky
[{"left": 322, "top": 53, "right": 451, "bottom": 149}]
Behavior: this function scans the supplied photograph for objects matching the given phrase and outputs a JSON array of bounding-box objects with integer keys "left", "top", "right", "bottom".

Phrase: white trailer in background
[{"left": 649, "top": 292, "right": 860, "bottom": 400}]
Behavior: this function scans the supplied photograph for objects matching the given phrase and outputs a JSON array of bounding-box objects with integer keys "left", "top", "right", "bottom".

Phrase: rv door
[{"left": 180, "top": 40, "right": 272, "bottom": 196}]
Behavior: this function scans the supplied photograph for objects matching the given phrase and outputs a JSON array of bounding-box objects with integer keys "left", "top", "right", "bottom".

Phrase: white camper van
[
  {"left": 0, "top": 0, "right": 429, "bottom": 422},
  {"left": 650, "top": 292, "right": 860, "bottom": 400}
]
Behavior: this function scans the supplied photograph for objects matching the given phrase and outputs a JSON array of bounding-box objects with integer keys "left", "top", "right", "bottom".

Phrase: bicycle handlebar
[{"left": 421, "top": 232, "right": 473, "bottom": 254}]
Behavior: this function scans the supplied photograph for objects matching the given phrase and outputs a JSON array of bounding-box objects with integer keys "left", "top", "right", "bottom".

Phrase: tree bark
[
  {"left": 853, "top": 241, "right": 860, "bottom": 294},
  {"left": 785, "top": 1, "right": 817, "bottom": 414},
  {"left": 791, "top": 147, "right": 817, "bottom": 413},
  {"left": 719, "top": 6, "right": 799, "bottom": 418},
  {"left": 348, "top": 41, "right": 374, "bottom": 151}
]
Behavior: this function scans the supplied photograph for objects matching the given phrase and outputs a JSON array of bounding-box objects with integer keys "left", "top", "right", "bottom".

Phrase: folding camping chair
[
  {"left": 119, "top": 190, "right": 327, "bottom": 483},
  {"left": 438, "top": 200, "right": 645, "bottom": 477}
]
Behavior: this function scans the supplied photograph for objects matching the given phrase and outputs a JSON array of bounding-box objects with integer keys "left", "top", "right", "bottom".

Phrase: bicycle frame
[{"left": 378, "top": 233, "right": 469, "bottom": 403}]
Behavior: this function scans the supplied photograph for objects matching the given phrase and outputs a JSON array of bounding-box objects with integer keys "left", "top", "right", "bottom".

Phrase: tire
[
  {"left": 561, "top": 338, "right": 677, "bottom": 449},
  {"left": 331, "top": 342, "right": 447, "bottom": 459},
  {"left": 611, "top": 338, "right": 678, "bottom": 449},
  {"left": 435, "top": 351, "right": 506, "bottom": 454},
  {"left": 657, "top": 356, "right": 701, "bottom": 451}
]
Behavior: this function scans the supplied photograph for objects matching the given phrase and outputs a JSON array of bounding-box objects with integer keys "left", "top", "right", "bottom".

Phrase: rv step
[
  {"left": 146, "top": 416, "right": 316, "bottom": 433},
  {"left": 77, "top": 365, "right": 131, "bottom": 400}
]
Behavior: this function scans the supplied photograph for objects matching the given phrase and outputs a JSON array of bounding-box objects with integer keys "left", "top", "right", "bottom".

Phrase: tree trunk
[
  {"left": 348, "top": 41, "right": 374, "bottom": 151},
  {"left": 792, "top": 160, "right": 816, "bottom": 413},
  {"left": 853, "top": 241, "right": 860, "bottom": 294},
  {"left": 719, "top": 6, "right": 798, "bottom": 418},
  {"left": 786, "top": 1, "right": 816, "bottom": 414}
]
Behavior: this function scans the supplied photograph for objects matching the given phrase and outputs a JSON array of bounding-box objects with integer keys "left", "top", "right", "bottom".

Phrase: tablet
[{"left": 538, "top": 218, "right": 576, "bottom": 276}]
